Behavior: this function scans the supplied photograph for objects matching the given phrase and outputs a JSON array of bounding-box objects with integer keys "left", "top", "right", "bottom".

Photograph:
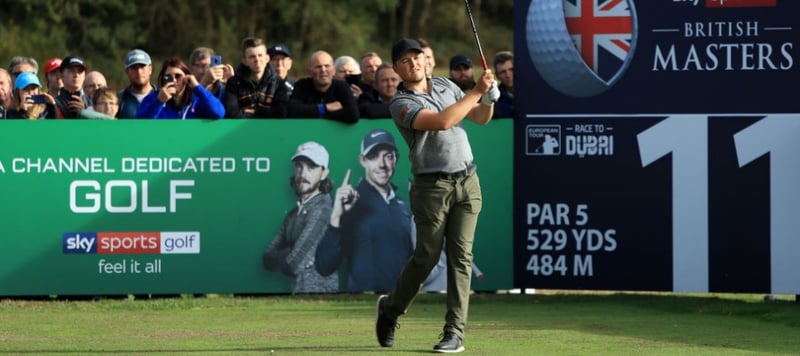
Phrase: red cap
[{"left": 44, "top": 58, "right": 63, "bottom": 74}]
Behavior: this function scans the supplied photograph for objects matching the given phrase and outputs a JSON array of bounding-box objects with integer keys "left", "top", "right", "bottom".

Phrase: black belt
[{"left": 419, "top": 164, "right": 476, "bottom": 179}]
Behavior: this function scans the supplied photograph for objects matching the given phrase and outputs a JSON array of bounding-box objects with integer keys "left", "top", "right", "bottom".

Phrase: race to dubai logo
[{"left": 526, "top": 0, "right": 638, "bottom": 97}]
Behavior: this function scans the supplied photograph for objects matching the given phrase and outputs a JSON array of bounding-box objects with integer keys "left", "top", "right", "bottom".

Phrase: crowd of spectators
[{"left": 0, "top": 37, "right": 514, "bottom": 120}]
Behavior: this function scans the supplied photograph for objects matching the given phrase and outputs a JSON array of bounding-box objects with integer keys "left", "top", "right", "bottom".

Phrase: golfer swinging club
[{"left": 375, "top": 38, "right": 499, "bottom": 353}]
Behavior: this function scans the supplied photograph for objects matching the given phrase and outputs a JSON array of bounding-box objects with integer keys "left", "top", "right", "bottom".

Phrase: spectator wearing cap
[
  {"left": 287, "top": 50, "right": 359, "bottom": 123},
  {"left": 448, "top": 54, "right": 476, "bottom": 92},
  {"left": 263, "top": 141, "right": 338, "bottom": 294},
  {"left": 55, "top": 54, "right": 92, "bottom": 119},
  {"left": 118, "top": 49, "right": 156, "bottom": 119},
  {"left": 8, "top": 56, "right": 39, "bottom": 84},
  {"left": 83, "top": 71, "right": 108, "bottom": 99},
  {"left": 315, "top": 129, "right": 413, "bottom": 292},
  {"left": 43, "top": 58, "right": 63, "bottom": 97},
  {"left": 268, "top": 43, "right": 295, "bottom": 96},
  {"left": 136, "top": 56, "right": 224, "bottom": 119},
  {"left": 223, "top": 37, "right": 288, "bottom": 118},
  {"left": 0, "top": 69, "right": 11, "bottom": 118},
  {"left": 6, "top": 72, "right": 58, "bottom": 120}
]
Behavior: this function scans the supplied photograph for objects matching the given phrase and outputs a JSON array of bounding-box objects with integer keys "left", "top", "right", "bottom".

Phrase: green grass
[{"left": 0, "top": 292, "right": 798, "bottom": 355}]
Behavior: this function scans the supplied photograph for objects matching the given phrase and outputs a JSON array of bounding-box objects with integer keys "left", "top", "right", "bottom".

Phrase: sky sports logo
[{"left": 62, "top": 232, "right": 200, "bottom": 254}]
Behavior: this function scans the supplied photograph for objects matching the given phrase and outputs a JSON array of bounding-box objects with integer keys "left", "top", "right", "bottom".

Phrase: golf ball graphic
[{"left": 526, "top": 0, "right": 638, "bottom": 97}]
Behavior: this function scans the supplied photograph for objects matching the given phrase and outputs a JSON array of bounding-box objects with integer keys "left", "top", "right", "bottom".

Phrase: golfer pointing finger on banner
[
  {"left": 332, "top": 168, "right": 357, "bottom": 220},
  {"left": 375, "top": 38, "right": 499, "bottom": 353}
]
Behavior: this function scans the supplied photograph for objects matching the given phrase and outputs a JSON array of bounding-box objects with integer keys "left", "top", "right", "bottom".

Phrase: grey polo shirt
[{"left": 389, "top": 77, "right": 474, "bottom": 175}]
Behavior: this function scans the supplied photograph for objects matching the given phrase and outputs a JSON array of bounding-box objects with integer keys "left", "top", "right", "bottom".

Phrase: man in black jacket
[
  {"left": 358, "top": 64, "right": 401, "bottom": 119},
  {"left": 287, "top": 50, "right": 359, "bottom": 123},
  {"left": 224, "top": 37, "right": 288, "bottom": 118}
]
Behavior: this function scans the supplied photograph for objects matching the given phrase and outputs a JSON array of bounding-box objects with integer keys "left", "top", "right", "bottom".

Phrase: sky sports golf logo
[
  {"left": 63, "top": 232, "right": 200, "bottom": 254},
  {"left": 526, "top": 0, "right": 638, "bottom": 97}
]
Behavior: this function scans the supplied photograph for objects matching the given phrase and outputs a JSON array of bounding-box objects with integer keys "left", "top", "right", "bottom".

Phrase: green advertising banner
[{"left": 0, "top": 119, "right": 512, "bottom": 296}]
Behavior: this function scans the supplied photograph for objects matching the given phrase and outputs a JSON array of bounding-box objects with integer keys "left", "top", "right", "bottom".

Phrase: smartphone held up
[
  {"left": 163, "top": 73, "right": 175, "bottom": 85},
  {"left": 345, "top": 74, "right": 361, "bottom": 86},
  {"left": 211, "top": 55, "right": 222, "bottom": 67},
  {"left": 29, "top": 94, "right": 47, "bottom": 104}
]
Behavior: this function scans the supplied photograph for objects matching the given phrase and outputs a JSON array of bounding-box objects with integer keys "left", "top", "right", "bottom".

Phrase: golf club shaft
[{"left": 464, "top": 0, "right": 489, "bottom": 70}]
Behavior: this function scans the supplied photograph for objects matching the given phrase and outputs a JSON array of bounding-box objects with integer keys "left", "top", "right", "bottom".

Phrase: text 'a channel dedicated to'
[
  {"left": 0, "top": 156, "right": 272, "bottom": 174},
  {"left": 525, "top": 203, "right": 618, "bottom": 277}
]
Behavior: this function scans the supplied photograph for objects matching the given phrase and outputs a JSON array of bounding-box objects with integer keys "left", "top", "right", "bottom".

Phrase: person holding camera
[
  {"left": 189, "top": 47, "right": 233, "bottom": 100},
  {"left": 5, "top": 72, "right": 58, "bottom": 120},
  {"left": 135, "top": 56, "right": 224, "bottom": 119},
  {"left": 224, "top": 37, "right": 288, "bottom": 119},
  {"left": 334, "top": 55, "right": 362, "bottom": 99},
  {"left": 54, "top": 55, "right": 93, "bottom": 119}
]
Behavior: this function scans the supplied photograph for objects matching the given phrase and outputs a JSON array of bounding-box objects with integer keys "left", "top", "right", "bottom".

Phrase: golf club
[{"left": 464, "top": 0, "right": 489, "bottom": 70}]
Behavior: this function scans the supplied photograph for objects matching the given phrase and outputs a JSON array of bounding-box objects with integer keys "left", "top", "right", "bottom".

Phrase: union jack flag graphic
[{"left": 564, "top": 0, "right": 634, "bottom": 82}]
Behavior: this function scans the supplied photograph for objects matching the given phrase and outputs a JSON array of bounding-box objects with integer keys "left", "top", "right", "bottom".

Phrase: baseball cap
[
  {"left": 449, "top": 54, "right": 472, "bottom": 70},
  {"left": 292, "top": 141, "right": 329, "bottom": 167},
  {"left": 125, "top": 49, "right": 152, "bottom": 68},
  {"left": 60, "top": 55, "right": 87, "bottom": 71},
  {"left": 361, "top": 129, "right": 397, "bottom": 156},
  {"left": 14, "top": 72, "right": 41, "bottom": 90},
  {"left": 268, "top": 44, "right": 291, "bottom": 57},
  {"left": 44, "top": 58, "right": 62, "bottom": 74},
  {"left": 391, "top": 38, "right": 423, "bottom": 63}
]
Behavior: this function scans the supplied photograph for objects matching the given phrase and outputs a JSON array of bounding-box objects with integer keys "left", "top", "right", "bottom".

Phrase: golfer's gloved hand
[{"left": 481, "top": 81, "right": 500, "bottom": 106}]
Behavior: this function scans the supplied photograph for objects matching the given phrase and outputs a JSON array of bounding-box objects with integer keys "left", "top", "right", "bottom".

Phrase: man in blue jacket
[{"left": 315, "top": 129, "right": 413, "bottom": 292}]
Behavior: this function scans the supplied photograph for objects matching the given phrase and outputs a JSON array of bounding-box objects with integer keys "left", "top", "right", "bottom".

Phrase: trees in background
[{"left": 0, "top": 0, "right": 512, "bottom": 87}]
